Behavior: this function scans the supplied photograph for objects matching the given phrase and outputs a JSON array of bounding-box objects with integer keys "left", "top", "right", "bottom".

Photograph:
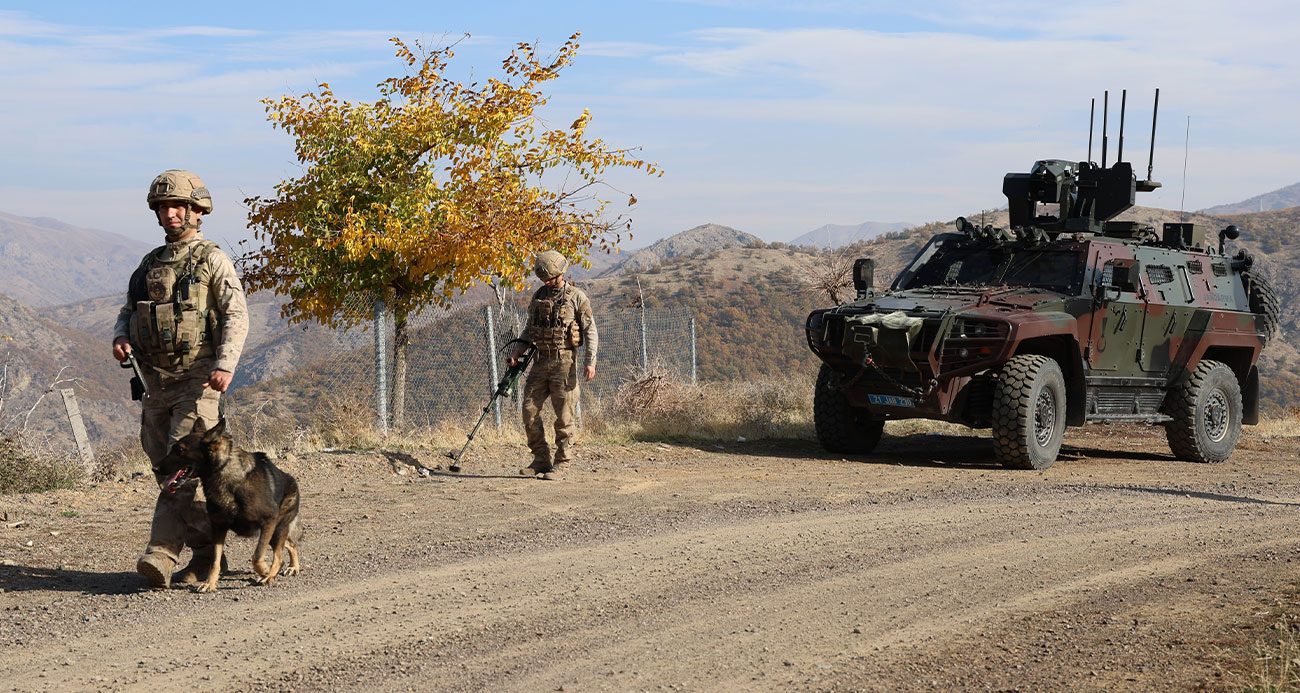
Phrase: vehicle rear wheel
[
  {"left": 814, "top": 364, "right": 884, "bottom": 454},
  {"left": 1164, "top": 360, "right": 1242, "bottom": 463},
  {"left": 992, "top": 354, "right": 1066, "bottom": 470}
]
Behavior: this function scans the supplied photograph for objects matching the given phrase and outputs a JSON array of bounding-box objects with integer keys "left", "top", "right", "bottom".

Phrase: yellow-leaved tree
[{"left": 243, "top": 33, "right": 659, "bottom": 427}]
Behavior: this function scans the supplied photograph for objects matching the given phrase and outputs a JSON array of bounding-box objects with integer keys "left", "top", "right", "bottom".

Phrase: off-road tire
[
  {"left": 1164, "top": 360, "right": 1242, "bottom": 463},
  {"left": 1245, "top": 271, "right": 1280, "bottom": 344},
  {"left": 814, "top": 364, "right": 884, "bottom": 454},
  {"left": 992, "top": 354, "right": 1067, "bottom": 470}
]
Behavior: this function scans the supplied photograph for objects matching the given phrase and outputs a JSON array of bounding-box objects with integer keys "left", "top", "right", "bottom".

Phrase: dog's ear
[
  {"left": 191, "top": 419, "right": 208, "bottom": 435},
  {"left": 207, "top": 417, "right": 227, "bottom": 438}
]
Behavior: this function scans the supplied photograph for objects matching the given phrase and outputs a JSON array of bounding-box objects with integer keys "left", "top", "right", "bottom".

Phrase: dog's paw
[
  {"left": 280, "top": 565, "right": 300, "bottom": 577},
  {"left": 253, "top": 574, "right": 277, "bottom": 586},
  {"left": 195, "top": 581, "right": 218, "bottom": 594}
]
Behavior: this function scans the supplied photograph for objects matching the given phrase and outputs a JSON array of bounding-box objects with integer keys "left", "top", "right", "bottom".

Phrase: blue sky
[{"left": 2, "top": 1, "right": 1298, "bottom": 253}]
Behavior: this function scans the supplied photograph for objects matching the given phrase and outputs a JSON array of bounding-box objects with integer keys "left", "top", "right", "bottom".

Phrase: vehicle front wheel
[
  {"left": 814, "top": 364, "right": 884, "bottom": 454},
  {"left": 991, "top": 354, "right": 1067, "bottom": 470},
  {"left": 1164, "top": 360, "right": 1242, "bottom": 463}
]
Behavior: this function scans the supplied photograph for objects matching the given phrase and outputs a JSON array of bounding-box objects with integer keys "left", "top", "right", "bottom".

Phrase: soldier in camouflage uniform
[
  {"left": 511, "top": 250, "right": 598, "bottom": 480},
  {"left": 112, "top": 170, "right": 249, "bottom": 588}
]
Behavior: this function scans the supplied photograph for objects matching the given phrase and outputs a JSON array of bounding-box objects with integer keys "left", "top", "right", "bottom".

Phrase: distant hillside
[
  {"left": 589, "top": 243, "right": 825, "bottom": 381},
  {"left": 0, "top": 291, "right": 138, "bottom": 448},
  {"left": 790, "top": 221, "right": 913, "bottom": 248},
  {"left": 596, "top": 223, "right": 762, "bottom": 278},
  {"left": 0, "top": 211, "right": 152, "bottom": 307},
  {"left": 1199, "top": 182, "right": 1300, "bottom": 215},
  {"left": 39, "top": 290, "right": 344, "bottom": 389}
]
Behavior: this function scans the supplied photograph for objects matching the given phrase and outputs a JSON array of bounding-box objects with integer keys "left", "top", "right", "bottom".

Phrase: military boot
[
  {"left": 173, "top": 553, "right": 230, "bottom": 585},
  {"left": 519, "top": 459, "right": 552, "bottom": 478},
  {"left": 136, "top": 553, "right": 174, "bottom": 589}
]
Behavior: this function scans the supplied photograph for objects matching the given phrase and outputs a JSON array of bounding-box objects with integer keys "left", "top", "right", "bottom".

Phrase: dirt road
[{"left": 3, "top": 424, "right": 1298, "bottom": 691}]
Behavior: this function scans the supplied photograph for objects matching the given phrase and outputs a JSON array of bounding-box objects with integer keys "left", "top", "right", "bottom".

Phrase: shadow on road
[
  {"left": 380, "top": 449, "right": 542, "bottom": 480},
  {"left": 1084, "top": 484, "right": 1300, "bottom": 507},
  {"left": 0, "top": 565, "right": 144, "bottom": 595},
  {"left": 664, "top": 433, "right": 1194, "bottom": 470},
  {"left": 670, "top": 434, "right": 1012, "bottom": 470}
]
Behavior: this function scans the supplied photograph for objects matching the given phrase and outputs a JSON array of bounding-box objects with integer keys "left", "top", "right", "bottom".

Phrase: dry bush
[
  {"left": 0, "top": 433, "right": 82, "bottom": 494},
  {"left": 1257, "top": 407, "right": 1300, "bottom": 438},
  {"left": 586, "top": 367, "right": 813, "bottom": 442},
  {"left": 801, "top": 250, "right": 856, "bottom": 305},
  {"left": 88, "top": 438, "right": 152, "bottom": 483}
]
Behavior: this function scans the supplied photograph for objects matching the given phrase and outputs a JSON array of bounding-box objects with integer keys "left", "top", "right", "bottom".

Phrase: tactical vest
[
  {"left": 527, "top": 284, "right": 584, "bottom": 352},
  {"left": 127, "top": 240, "right": 221, "bottom": 370}
]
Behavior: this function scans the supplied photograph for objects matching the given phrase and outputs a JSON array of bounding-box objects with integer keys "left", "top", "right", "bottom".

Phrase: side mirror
[
  {"left": 853, "top": 258, "right": 875, "bottom": 297},
  {"left": 1218, "top": 224, "right": 1240, "bottom": 255}
]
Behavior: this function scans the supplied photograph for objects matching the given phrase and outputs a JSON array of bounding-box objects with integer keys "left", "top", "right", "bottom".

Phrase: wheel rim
[
  {"left": 1033, "top": 388, "right": 1057, "bottom": 447},
  {"left": 1204, "top": 389, "right": 1230, "bottom": 442}
]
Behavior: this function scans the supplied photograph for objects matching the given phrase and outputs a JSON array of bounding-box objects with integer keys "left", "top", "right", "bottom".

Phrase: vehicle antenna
[
  {"left": 1180, "top": 115, "right": 1190, "bottom": 215},
  {"left": 1101, "top": 91, "right": 1109, "bottom": 168},
  {"left": 1088, "top": 98, "right": 1095, "bottom": 163},
  {"left": 1117, "top": 89, "right": 1127, "bottom": 163},
  {"left": 1146, "top": 88, "right": 1159, "bottom": 181}
]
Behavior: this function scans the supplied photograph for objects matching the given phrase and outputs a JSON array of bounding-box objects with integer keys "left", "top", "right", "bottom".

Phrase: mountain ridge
[{"left": 0, "top": 211, "right": 153, "bottom": 307}]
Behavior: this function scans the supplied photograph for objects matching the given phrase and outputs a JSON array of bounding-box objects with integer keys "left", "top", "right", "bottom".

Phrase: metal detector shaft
[
  {"left": 448, "top": 402, "right": 494, "bottom": 471},
  {"left": 447, "top": 339, "right": 536, "bottom": 472}
]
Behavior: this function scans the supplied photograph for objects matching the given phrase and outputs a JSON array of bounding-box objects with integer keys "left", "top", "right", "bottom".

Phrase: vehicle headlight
[{"left": 950, "top": 318, "right": 1007, "bottom": 340}]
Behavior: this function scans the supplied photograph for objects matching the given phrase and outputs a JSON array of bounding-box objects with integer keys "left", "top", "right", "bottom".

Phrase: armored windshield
[{"left": 892, "top": 233, "right": 1083, "bottom": 293}]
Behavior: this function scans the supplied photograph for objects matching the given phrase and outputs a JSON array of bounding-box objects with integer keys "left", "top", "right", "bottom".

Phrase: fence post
[
  {"left": 690, "top": 316, "right": 697, "bottom": 385},
  {"left": 485, "top": 305, "right": 502, "bottom": 427},
  {"left": 60, "top": 388, "right": 94, "bottom": 471},
  {"left": 640, "top": 305, "right": 649, "bottom": 370},
  {"left": 374, "top": 298, "right": 389, "bottom": 435}
]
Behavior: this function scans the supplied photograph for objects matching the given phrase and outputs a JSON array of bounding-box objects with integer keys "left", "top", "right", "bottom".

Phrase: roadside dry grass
[
  {"left": 1215, "top": 581, "right": 1300, "bottom": 692},
  {"left": 0, "top": 433, "right": 81, "bottom": 494}
]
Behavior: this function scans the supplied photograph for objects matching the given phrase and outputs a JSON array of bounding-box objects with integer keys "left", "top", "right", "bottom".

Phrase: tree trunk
[{"left": 392, "top": 308, "right": 409, "bottom": 430}]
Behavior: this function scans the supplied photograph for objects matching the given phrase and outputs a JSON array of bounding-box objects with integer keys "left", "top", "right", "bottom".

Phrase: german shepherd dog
[{"left": 158, "top": 418, "right": 301, "bottom": 593}]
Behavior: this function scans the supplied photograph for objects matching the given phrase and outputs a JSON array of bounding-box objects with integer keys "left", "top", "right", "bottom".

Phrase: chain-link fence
[{"left": 227, "top": 293, "right": 695, "bottom": 433}]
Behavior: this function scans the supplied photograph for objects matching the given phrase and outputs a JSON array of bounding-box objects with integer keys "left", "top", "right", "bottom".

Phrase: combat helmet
[
  {"left": 147, "top": 170, "right": 213, "bottom": 214},
  {"left": 535, "top": 250, "right": 569, "bottom": 280}
]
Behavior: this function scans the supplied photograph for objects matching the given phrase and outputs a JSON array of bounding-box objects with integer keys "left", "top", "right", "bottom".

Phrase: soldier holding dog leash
[{"left": 112, "top": 170, "right": 249, "bottom": 589}]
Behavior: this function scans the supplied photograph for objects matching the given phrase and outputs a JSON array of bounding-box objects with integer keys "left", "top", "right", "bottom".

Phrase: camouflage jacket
[
  {"left": 114, "top": 232, "right": 249, "bottom": 379},
  {"left": 526, "top": 281, "right": 598, "bottom": 369}
]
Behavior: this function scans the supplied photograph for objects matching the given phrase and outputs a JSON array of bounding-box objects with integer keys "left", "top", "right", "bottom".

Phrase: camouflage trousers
[
  {"left": 522, "top": 349, "right": 580, "bottom": 470},
  {"left": 139, "top": 372, "right": 222, "bottom": 572}
]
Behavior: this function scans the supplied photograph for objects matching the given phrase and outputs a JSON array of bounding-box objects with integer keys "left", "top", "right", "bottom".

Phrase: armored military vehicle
[{"left": 806, "top": 91, "right": 1278, "bottom": 469}]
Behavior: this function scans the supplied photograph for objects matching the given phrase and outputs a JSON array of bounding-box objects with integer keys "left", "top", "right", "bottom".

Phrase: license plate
[{"left": 868, "top": 394, "right": 915, "bottom": 407}]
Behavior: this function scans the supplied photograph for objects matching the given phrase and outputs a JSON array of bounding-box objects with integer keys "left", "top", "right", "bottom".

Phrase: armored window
[
  {"left": 1146, "top": 265, "right": 1174, "bottom": 284},
  {"left": 1212, "top": 262, "right": 1228, "bottom": 277},
  {"left": 1186, "top": 259, "right": 1203, "bottom": 274}
]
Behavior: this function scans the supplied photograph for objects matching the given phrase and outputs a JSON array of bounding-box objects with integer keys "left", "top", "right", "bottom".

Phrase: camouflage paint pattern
[{"left": 807, "top": 229, "right": 1268, "bottom": 428}]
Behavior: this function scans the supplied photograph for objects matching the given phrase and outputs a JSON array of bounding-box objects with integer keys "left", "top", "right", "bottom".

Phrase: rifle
[
  {"left": 446, "top": 339, "right": 537, "bottom": 473},
  {"left": 120, "top": 351, "right": 149, "bottom": 401}
]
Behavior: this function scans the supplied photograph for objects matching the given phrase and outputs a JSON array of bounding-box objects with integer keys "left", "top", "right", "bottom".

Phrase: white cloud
[{"left": 2, "top": 5, "right": 1299, "bottom": 249}]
